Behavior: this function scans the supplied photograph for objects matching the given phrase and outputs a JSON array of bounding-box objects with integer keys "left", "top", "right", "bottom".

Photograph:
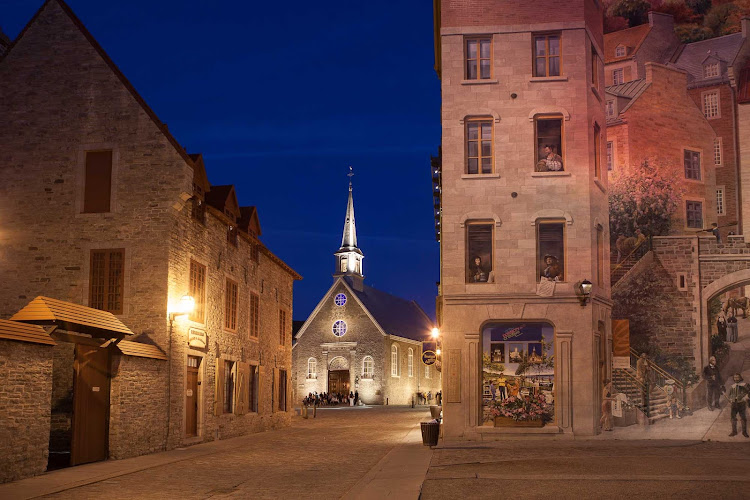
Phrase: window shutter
[
  {"left": 272, "top": 368, "right": 278, "bottom": 413},
  {"left": 235, "top": 362, "right": 249, "bottom": 415},
  {"left": 215, "top": 359, "right": 225, "bottom": 416},
  {"left": 83, "top": 150, "right": 113, "bottom": 213}
]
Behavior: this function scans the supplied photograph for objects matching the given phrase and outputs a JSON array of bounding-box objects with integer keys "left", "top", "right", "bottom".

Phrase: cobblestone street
[{"left": 0, "top": 406, "right": 432, "bottom": 500}]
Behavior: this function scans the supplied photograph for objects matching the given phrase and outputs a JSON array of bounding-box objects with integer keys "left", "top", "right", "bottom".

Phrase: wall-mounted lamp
[
  {"left": 169, "top": 294, "right": 195, "bottom": 322},
  {"left": 431, "top": 327, "right": 440, "bottom": 339},
  {"left": 575, "top": 280, "right": 593, "bottom": 306}
]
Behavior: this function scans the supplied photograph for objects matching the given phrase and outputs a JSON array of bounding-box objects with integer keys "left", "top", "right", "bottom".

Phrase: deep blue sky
[{"left": 2, "top": 0, "right": 441, "bottom": 321}]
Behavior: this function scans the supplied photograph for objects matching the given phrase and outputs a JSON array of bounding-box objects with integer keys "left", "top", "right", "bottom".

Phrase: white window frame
[
  {"left": 332, "top": 320, "right": 347, "bottom": 337},
  {"left": 391, "top": 344, "right": 399, "bottom": 377},
  {"left": 615, "top": 45, "right": 626, "bottom": 57},
  {"left": 408, "top": 348, "right": 414, "bottom": 377},
  {"left": 613, "top": 68, "right": 624, "bottom": 85},
  {"left": 362, "top": 356, "right": 374, "bottom": 379},
  {"left": 716, "top": 186, "right": 725, "bottom": 216},
  {"left": 307, "top": 358, "right": 317, "bottom": 379},
  {"left": 702, "top": 90, "right": 720, "bottom": 119},
  {"left": 704, "top": 62, "right": 719, "bottom": 78},
  {"left": 714, "top": 137, "right": 723, "bottom": 166}
]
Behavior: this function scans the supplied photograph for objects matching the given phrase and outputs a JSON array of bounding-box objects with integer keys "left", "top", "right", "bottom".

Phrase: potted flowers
[{"left": 489, "top": 392, "right": 552, "bottom": 427}]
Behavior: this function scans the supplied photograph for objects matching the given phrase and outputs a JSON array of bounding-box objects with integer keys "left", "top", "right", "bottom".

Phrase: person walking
[
  {"left": 354, "top": 390, "right": 359, "bottom": 406},
  {"left": 727, "top": 373, "right": 749, "bottom": 437},
  {"left": 727, "top": 312, "right": 739, "bottom": 343},
  {"left": 703, "top": 356, "right": 724, "bottom": 410}
]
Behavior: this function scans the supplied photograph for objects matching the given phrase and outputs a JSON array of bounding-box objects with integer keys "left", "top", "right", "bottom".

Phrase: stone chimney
[
  {"left": 742, "top": 17, "right": 750, "bottom": 39},
  {"left": 648, "top": 11, "right": 675, "bottom": 31}
]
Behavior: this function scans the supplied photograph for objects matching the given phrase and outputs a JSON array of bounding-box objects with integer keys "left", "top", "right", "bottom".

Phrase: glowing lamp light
[
  {"left": 436, "top": 348, "right": 442, "bottom": 356},
  {"left": 576, "top": 280, "right": 593, "bottom": 306},
  {"left": 169, "top": 294, "right": 195, "bottom": 321},
  {"left": 431, "top": 328, "right": 440, "bottom": 339}
]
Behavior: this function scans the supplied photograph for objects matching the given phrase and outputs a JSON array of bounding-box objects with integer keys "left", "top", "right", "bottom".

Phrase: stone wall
[
  {"left": 0, "top": 341, "right": 54, "bottom": 483},
  {"left": 108, "top": 354, "right": 168, "bottom": 459}
]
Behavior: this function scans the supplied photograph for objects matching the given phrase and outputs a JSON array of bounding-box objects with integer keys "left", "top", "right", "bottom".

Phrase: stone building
[
  {"left": 605, "top": 63, "right": 718, "bottom": 233},
  {"left": 293, "top": 183, "right": 441, "bottom": 406},
  {"left": 434, "top": 0, "right": 611, "bottom": 437},
  {"left": 0, "top": 0, "right": 299, "bottom": 480}
]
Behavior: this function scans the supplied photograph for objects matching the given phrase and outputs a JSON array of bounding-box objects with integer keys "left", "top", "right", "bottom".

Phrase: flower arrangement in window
[{"left": 488, "top": 392, "right": 553, "bottom": 422}]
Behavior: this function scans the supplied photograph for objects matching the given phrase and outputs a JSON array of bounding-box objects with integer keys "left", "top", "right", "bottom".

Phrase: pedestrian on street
[
  {"left": 354, "top": 390, "right": 359, "bottom": 406},
  {"left": 727, "top": 373, "right": 750, "bottom": 438},
  {"left": 703, "top": 356, "right": 724, "bottom": 410},
  {"left": 727, "top": 311, "right": 739, "bottom": 343}
]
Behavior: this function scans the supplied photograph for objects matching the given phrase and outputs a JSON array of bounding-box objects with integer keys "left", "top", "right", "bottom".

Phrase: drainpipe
[{"left": 166, "top": 317, "right": 174, "bottom": 451}]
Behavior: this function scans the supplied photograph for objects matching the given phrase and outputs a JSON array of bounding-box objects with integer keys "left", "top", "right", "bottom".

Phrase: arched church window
[
  {"left": 334, "top": 293, "right": 347, "bottom": 306},
  {"left": 307, "top": 358, "right": 317, "bottom": 379},
  {"left": 362, "top": 356, "right": 374, "bottom": 378},
  {"left": 332, "top": 320, "right": 347, "bottom": 337},
  {"left": 391, "top": 344, "right": 399, "bottom": 377},
  {"left": 408, "top": 348, "right": 414, "bottom": 377}
]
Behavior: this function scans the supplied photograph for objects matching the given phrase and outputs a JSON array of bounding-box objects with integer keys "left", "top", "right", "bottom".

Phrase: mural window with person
[
  {"left": 466, "top": 223, "right": 494, "bottom": 283},
  {"left": 534, "top": 116, "right": 564, "bottom": 172},
  {"left": 482, "top": 322, "right": 555, "bottom": 426},
  {"left": 537, "top": 221, "right": 565, "bottom": 281}
]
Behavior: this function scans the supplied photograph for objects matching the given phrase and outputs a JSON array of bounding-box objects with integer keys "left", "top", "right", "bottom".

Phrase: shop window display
[{"left": 482, "top": 322, "right": 554, "bottom": 426}]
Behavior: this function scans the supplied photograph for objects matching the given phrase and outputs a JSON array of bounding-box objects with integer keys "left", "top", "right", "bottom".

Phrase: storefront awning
[
  {"left": 10, "top": 296, "right": 134, "bottom": 338},
  {"left": 0, "top": 318, "right": 56, "bottom": 345},
  {"left": 114, "top": 340, "right": 167, "bottom": 360}
]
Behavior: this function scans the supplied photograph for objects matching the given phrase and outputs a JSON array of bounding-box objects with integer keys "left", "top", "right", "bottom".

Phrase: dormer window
[
  {"left": 615, "top": 45, "right": 626, "bottom": 58},
  {"left": 704, "top": 62, "right": 719, "bottom": 78}
]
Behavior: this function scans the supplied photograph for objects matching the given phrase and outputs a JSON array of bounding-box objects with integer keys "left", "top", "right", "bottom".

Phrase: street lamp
[
  {"left": 431, "top": 327, "right": 440, "bottom": 339},
  {"left": 575, "top": 280, "right": 593, "bottom": 306},
  {"left": 169, "top": 294, "right": 195, "bottom": 322}
]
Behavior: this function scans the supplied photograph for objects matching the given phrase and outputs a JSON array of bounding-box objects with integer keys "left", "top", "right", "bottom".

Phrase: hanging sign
[{"left": 422, "top": 350, "right": 437, "bottom": 365}]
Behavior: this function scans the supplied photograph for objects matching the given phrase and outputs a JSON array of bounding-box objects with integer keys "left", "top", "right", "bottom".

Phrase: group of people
[
  {"left": 416, "top": 391, "right": 438, "bottom": 405},
  {"left": 303, "top": 391, "right": 359, "bottom": 407},
  {"left": 716, "top": 311, "right": 740, "bottom": 343},
  {"left": 704, "top": 356, "right": 749, "bottom": 437}
]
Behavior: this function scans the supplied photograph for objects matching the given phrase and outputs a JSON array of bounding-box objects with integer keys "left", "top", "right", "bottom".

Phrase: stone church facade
[{"left": 293, "top": 185, "right": 441, "bottom": 405}]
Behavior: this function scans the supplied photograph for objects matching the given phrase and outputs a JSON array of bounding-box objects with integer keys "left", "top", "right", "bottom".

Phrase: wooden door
[
  {"left": 328, "top": 370, "right": 350, "bottom": 395},
  {"left": 71, "top": 344, "right": 110, "bottom": 466},
  {"left": 186, "top": 356, "right": 200, "bottom": 437}
]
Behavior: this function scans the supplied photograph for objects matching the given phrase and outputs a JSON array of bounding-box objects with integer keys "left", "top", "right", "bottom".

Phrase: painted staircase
[{"left": 612, "top": 366, "right": 670, "bottom": 424}]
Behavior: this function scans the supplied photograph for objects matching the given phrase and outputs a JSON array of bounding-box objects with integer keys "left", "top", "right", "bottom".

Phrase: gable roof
[
  {"left": 672, "top": 33, "right": 745, "bottom": 86},
  {"left": 0, "top": 319, "right": 55, "bottom": 345},
  {"left": 10, "top": 296, "right": 134, "bottom": 338},
  {"left": 205, "top": 185, "right": 240, "bottom": 220},
  {"left": 189, "top": 154, "right": 211, "bottom": 196},
  {"left": 239, "top": 206, "right": 262, "bottom": 237},
  {"left": 347, "top": 278, "right": 434, "bottom": 342},
  {"left": 604, "top": 24, "right": 651, "bottom": 63},
  {"left": 0, "top": 0, "right": 195, "bottom": 168}
]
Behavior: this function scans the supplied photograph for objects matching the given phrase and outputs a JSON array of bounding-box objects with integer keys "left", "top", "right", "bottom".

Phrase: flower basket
[{"left": 494, "top": 416, "right": 544, "bottom": 427}]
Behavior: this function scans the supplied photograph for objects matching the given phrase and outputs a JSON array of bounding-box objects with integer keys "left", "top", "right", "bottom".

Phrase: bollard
[
  {"left": 386, "top": 397, "right": 389, "bottom": 405},
  {"left": 313, "top": 405, "right": 317, "bottom": 418},
  {"left": 302, "top": 406, "right": 308, "bottom": 419},
  {"left": 411, "top": 397, "right": 415, "bottom": 408}
]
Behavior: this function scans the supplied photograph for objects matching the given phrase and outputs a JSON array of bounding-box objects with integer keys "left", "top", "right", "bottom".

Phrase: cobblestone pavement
[
  {"left": 38, "top": 406, "right": 430, "bottom": 500},
  {"left": 421, "top": 439, "right": 750, "bottom": 499}
]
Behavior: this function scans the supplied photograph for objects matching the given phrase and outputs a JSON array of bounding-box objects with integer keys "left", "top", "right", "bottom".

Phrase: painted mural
[{"left": 481, "top": 322, "right": 554, "bottom": 426}]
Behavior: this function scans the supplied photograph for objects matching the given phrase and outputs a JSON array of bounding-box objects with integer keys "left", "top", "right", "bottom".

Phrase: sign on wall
[{"left": 422, "top": 350, "right": 437, "bottom": 365}]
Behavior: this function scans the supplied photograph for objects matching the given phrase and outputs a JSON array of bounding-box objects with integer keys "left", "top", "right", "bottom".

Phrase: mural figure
[
  {"left": 541, "top": 255, "right": 562, "bottom": 281},
  {"left": 537, "top": 145, "right": 563, "bottom": 172},
  {"left": 664, "top": 379, "right": 681, "bottom": 419},
  {"left": 727, "top": 373, "right": 750, "bottom": 438},
  {"left": 471, "top": 256, "right": 488, "bottom": 283},
  {"left": 600, "top": 379, "right": 614, "bottom": 431},
  {"left": 727, "top": 312, "right": 739, "bottom": 343},
  {"left": 723, "top": 297, "right": 750, "bottom": 319},
  {"left": 717, "top": 312, "right": 728, "bottom": 342},
  {"left": 703, "top": 356, "right": 724, "bottom": 411}
]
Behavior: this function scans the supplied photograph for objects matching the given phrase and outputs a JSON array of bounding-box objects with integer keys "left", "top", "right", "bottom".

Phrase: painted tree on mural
[{"left": 609, "top": 159, "right": 685, "bottom": 241}]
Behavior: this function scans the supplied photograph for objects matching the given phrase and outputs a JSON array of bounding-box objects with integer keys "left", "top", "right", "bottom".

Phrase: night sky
[{"left": 1, "top": 0, "right": 442, "bottom": 321}]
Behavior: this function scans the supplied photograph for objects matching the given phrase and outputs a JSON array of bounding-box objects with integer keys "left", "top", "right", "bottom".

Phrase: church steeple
[{"left": 334, "top": 168, "right": 364, "bottom": 288}]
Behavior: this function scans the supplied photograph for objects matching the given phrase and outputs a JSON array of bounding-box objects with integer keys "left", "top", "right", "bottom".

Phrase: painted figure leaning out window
[
  {"left": 541, "top": 254, "right": 562, "bottom": 281},
  {"left": 536, "top": 144, "right": 563, "bottom": 172}
]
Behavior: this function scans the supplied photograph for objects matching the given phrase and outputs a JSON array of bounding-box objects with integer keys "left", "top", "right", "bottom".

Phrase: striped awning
[
  {"left": 10, "top": 296, "right": 134, "bottom": 337},
  {"left": 0, "top": 319, "right": 56, "bottom": 346}
]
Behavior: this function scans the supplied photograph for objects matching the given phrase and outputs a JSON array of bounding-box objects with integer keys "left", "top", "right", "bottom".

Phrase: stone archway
[
  {"left": 700, "top": 269, "right": 750, "bottom": 367},
  {"left": 329, "top": 356, "right": 349, "bottom": 371}
]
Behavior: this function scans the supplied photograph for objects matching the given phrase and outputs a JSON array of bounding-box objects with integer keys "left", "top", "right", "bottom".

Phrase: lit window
[
  {"left": 615, "top": 45, "right": 626, "bottom": 57},
  {"left": 686, "top": 201, "right": 703, "bottom": 229},
  {"left": 703, "top": 91, "right": 719, "bottom": 119},
  {"left": 606, "top": 141, "right": 614, "bottom": 171},
  {"left": 684, "top": 150, "right": 701, "bottom": 180},
  {"left": 535, "top": 116, "right": 564, "bottom": 171},
  {"left": 332, "top": 320, "right": 347, "bottom": 337},
  {"left": 363, "top": 356, "right": 374, "bottom": 378},
  {"left": 704, "top": 63, "right": 719, "bottom": 78},
  {"left": 613, "top": 68, "right": 624, "bottom": 85},
  {"left": 307, "top": 358, "right": 317, "bottom": 379},
  {"left": 714, "top": 138, "right": 722, "bottom": 166},
  {"left": 466, "top": 38, "right": 491, "bottom": 80},
  {"left": 334, "top": 293, "right": 347, "bottom": 306},
  {"left": 189, "top": 260, "right": 206, "bottom": 323},
  {"left": 391, "top": 344, "right": 399, "bottom": 377},
  {"left": 533, "top": 34, "right": 562, "bottom": 77},
  {"left": 408, "top": 348, "right": 414, "bottom": 377},
  {"left": 466, "top": 223, "right": 493, "bottom": 283},
  {"left": 466, "top": 119, "right": 493, "bottom": 174},
  {"left": 717, "top": 188, "right": 725, "bottom": 216}
]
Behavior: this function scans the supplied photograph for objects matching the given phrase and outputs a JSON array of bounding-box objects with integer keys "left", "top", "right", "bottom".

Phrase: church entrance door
[{"left": 328, "top": 370, "right": 350, "bottom": 395}]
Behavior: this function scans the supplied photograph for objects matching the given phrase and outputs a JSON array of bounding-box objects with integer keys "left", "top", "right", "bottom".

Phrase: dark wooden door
[
  {"left": 71, "top": 344, "right": 110, "bottom": 466},
  {"left": 186, "top": 356, "right": 200, "bottom": 437},
  {"left": 328, "top": 370, "right": 350, "bottom": 395}
]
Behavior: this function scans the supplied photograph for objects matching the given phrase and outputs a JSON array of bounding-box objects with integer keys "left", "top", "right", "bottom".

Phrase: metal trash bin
[{"left": 421, "top": 420, "right": 440, "bottom": 447}]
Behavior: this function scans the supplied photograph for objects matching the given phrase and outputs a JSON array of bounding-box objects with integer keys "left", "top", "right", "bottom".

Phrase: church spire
[{"left": 334, "top": 167, "right": 364, "bottom": 287}]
